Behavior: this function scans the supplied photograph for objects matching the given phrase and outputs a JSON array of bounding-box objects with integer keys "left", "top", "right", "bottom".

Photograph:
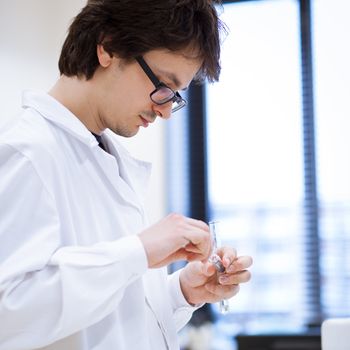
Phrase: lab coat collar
[{"left": 22, "top": 89, "right": 98, "bottom": 148}]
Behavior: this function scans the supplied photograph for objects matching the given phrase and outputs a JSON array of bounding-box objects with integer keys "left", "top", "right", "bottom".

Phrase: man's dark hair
[{"left": 58, "top": 0, "right": 225, "bottom": 82}]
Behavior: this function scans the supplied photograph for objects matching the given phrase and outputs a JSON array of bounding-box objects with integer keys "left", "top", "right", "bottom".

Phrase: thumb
[{"left": 202, "top": 261, "right": 217, "bottom": 277}]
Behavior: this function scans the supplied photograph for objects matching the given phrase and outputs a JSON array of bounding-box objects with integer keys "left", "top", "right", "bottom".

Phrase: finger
[
  {"left": 184, "top": 242, "right": 203, "bottom": 254},
  {"left": 182, "top": 261, "right": 217, "bottom": 289},
  {"left": 186, "top": 251, "right": 212, "bottom": 263},
  {"left": 195, "top": 260, "right": 216, "bottom": 278},
  {"left": 216, "top": 246, "right": 237, "bottom": 268},
  {"left": 185, "top": 226, "right": 210, "bottom": 245},
  {"left": 205, "top": 283, "right": 240, "bottom": 300},
  {"left": 151, "top": 248, "right": 190, "bottom": 268},
  {"left": 218, "top": 270, "right": 252, "bottom": 285},
  {"left": 183, "top": 230, "right": 212, "bottom": 260},
  {"left": 226, "top": 255, "right": 253, "bottom": 273},
  {"left": 185, "top": 217, "right": 209, "bottom": 231},
  {"left": 182, "top": 244, "right": 211, "bottom": 263},
  {"left": 202, "top": 261, "right": 218, "bottom": 276}
]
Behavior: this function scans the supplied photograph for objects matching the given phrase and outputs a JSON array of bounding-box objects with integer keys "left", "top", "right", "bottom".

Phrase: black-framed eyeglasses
[{"left": 135, "top": 56, "right": 187, "bottom": 113}]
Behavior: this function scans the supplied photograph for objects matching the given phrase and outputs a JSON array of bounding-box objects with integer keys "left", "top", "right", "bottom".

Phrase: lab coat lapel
[
  {"left": 91, "top": 146, "right": 149, "bottom": 215},
  {"left": 102, "top": 130, "right": 152, "bottom": 203}
]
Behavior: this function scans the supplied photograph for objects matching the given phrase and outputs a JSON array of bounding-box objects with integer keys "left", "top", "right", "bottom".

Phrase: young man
[{"left": 0, "top": 1, "right": 252, "bottom": 349}]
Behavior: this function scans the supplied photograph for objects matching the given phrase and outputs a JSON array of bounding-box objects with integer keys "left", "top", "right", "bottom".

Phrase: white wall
[{"left": 0, "top": 0, "right": 166, "bottom": 224}]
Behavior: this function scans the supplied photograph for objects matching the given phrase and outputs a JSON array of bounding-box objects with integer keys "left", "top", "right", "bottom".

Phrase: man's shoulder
[
  {"left": 0, "top": 109, "right": 67, "bottom": 173},
  {"left": 0, "top": 108, "right": 61, "bottom": 162}
]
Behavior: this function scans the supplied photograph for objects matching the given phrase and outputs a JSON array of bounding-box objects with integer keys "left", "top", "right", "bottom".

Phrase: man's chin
[{"left": 111, "top": 126, "right": 140, "bottom": 138}]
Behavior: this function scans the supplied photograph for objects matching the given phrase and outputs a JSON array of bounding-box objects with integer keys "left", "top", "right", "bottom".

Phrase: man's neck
[{"left": 49, "top": 75, "right": 104, "bottom": 134}]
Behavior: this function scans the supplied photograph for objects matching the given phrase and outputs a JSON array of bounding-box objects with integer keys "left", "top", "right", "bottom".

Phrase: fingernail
[{"left": 227, "top": 265, "right": 235, "bottom": 273}]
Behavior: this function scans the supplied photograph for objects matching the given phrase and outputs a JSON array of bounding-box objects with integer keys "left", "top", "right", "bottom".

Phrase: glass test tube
[{"left": 209, "top": 221, "right": 230, "bottom": 314}]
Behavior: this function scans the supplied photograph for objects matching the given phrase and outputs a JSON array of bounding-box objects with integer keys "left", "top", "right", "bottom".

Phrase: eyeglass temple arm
[{"left": 135, "top": 56, "right": 160, "bottom": 87}]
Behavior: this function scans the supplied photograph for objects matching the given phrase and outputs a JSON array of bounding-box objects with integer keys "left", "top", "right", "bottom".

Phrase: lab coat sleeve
[
  {"left": 167, "top": 269, "right": 204, "bottom": 332},
  {"left": 0, "top": 144, "right": 148, "bottom": 349}
]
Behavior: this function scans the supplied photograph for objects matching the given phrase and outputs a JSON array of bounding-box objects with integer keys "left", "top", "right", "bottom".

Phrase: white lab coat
[{"left": 0, "top": 91, "right": 197, "bottom": 350}]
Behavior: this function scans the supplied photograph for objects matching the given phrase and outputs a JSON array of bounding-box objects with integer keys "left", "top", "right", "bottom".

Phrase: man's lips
[{"left": 139, "top": 115, "right": 153, "bottom": 127}]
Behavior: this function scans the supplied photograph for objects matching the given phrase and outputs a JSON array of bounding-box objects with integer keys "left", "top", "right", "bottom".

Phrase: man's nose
[{"left": 152, "top": 101, "right": 173, "bottom": 120}]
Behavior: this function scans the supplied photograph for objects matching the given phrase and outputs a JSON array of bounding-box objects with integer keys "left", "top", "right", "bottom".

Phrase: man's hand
[
  {"left": 179, "top": 247, "right": 253, "bottom": 305},
  {"left": 138, "top": 213, "right": 211, "bottom": 268}
]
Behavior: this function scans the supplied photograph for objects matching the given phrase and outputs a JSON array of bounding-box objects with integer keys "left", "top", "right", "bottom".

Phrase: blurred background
[{"left": 1, "top": 0, "right": 349, "bottom": 349}]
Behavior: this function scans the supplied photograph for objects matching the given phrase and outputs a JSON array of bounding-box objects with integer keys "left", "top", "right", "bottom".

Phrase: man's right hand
[{"left": 138, "top": 213, "right": 211, "bottom": 268}]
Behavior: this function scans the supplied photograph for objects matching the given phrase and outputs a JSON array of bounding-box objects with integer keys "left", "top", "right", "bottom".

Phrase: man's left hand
[{"left": 179, "top": 247, "right": 253, "bottom": 306}]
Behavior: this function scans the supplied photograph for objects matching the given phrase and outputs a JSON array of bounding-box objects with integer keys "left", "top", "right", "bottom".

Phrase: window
[
  {"left": 313, "top": 0, "right": 350, "bottom": 317},
  {"left": 206, "top": 0, "right": 306, "bottom": 332},
  {"left": 167, "top": 0, "right": 350, "bottom": 347}
]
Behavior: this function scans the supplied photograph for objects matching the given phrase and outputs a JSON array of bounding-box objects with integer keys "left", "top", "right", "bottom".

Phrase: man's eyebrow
[{"left": 156, "top": 69, "right": 183, "bottom": 90}]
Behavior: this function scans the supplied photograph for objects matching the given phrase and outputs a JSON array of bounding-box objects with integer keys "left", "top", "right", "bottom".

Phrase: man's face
[{"left": 92, "top": 48, "right": 202, "bottom": 137}]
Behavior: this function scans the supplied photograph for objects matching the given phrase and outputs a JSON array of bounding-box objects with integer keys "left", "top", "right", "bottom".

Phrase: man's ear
[{"left": 97, "top": 44, "right": 113, "bottom": 67}]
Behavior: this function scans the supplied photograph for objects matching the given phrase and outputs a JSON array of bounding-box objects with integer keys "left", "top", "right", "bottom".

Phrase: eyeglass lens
[{"left": 151, "top": 86, "right": 175, "bottom": 104}]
